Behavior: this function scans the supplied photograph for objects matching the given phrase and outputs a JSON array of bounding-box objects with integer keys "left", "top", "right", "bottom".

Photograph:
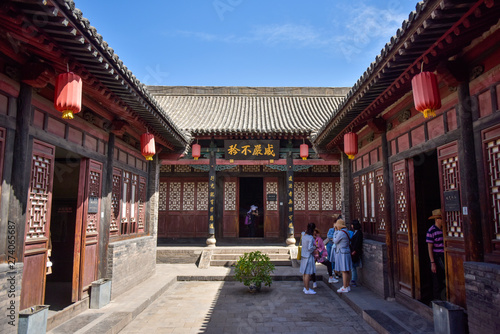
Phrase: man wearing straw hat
[{"left": 426, "top": 208, "right": 445, "bottom": 300}]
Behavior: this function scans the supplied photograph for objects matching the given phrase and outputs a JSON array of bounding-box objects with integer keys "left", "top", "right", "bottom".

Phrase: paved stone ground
[{"left": 120, "top": 280, "right": 377, "bottom": 334}]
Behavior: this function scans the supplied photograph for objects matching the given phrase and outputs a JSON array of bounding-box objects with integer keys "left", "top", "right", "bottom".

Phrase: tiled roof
[
  {"left": 149, "top": 86, "right": 348, "bottom": 138},
  {"left": 313, "top": 0, "right": 500, "bottom": 150},
  {"left": 4, "top": 0, "right": 190, "bottom": 150}
]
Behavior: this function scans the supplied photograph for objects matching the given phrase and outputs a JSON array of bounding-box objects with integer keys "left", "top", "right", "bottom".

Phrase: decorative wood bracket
[
  {"left": 367, "top": 118, "right": 386, "bottom": 134},
  {"left": 21, "top": 61, "right": 54, "bottom": 88}
]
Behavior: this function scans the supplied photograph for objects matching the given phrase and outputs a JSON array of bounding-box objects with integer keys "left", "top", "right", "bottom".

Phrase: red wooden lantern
[
  {"left": 54, "top": 72, "right": 82, "bottom": 119},
  {"left": 192, "top": 143, "right": 201, "bottom": 160},
  {"left": 344, "top": 132, "right": 358, "bottom": 160},
  {"left": 300, "top": 143, "right": 309, "bottom": 160},
  {"left": 141, "top": 132, "right": 155, "bottom": 161},
  {"left": 411, "top": 71, "right": 441, "bottom": 118}
]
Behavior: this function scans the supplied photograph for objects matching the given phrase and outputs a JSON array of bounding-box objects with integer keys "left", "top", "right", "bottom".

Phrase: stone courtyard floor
[{"left": 119, "top": 281, "right": 377, "bottom": 334}]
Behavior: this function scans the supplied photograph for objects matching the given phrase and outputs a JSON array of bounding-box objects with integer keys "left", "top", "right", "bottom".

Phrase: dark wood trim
[
  {"left": 9, "top": 84, "right": 32, "bottom": 261},
  {"left": 98, "top": 133, "right": 114, "bottom": 278},
  {"left": 0, "top": 127, "right": 14, "bottom": 261},
  {"left": 352, "top": 161, "right": 383, "bottom": 178},
  {"left": 342, "top": 154, "right": 352, "bottom": 224},
  {"left": 457, "top": 82, "right": 483, "bottom": 262},
  {"left": 388, "top": 129, "right": 460, "bottom": 163},
  {"left": 381, "top": 132, "right": 396, "bottom": 298},
  {"left": 112, "top": 160, "right": 148, "bottom": 178},
  {"left": 29, "top": 127, "right": 106, "bottom": 162},
  {"left": 473, "top": 109, "right": 500, "bottom": 133}
]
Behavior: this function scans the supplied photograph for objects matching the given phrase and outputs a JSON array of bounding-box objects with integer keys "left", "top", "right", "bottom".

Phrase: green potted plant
[{"left": 234, "top": 251, "right": 275, "bottom": 292}]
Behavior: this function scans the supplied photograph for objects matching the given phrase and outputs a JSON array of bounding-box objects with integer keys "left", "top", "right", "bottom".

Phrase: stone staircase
[{"left": 200, "top": 247, "right": 292, "bottom": 268}]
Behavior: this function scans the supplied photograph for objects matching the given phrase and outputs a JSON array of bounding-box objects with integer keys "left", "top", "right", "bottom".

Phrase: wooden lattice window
[
  {"left": 110, "top": 168, "right": 121, "bottom": 236},
  {"left": 26, "top": 154, "right": 53, "bottom": 240},
  {"left": 441, "top": 156, "right": 463, "bottom": 238},
  {"left": 375, "top": 169, "right": 386, "bottom": 233},
  {"left": 353, "top": 176, "right": 361, "bottom": 219},
  {"left": 137, "top": 176, "right": 146, "bottom": 233},
  {"left": 394, "top": 162, "right": 409, "bottom": 234},
  {"left": 485, "top": 135, "right": 500, "bottom": 240},
  {"left": 121, "top": 171, "right": 131, "bottom": 235}
]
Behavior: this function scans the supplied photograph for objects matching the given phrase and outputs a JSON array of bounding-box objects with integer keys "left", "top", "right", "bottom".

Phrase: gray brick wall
[
  {"left": 0, "top": 263, "right": 23, "bottom": 334},
  {"left": 107, "top": 236, "right": 156, "bottom": 299},
  {"left": 464, "top": 261, "right": 500, "bottom": 334},
  {"left": 156, "top": 248, "right": 201, "bottom": 264},
  {"left": 358, "top": 239, "right": 389, "bottom": 298}
]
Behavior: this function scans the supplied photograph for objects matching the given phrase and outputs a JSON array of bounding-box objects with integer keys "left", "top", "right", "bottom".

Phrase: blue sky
[{"left": 75, "top": 1, "right": 418, "bottom": 87}]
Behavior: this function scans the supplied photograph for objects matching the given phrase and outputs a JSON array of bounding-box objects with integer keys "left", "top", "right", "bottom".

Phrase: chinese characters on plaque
[
  {"left": 224, "top": 140, "right": 280, "bottom": 160},
  {"left": 208, "top": 170, "right": 216, "bottom": 235},
  {"left": 287, "top": 171, "right": 294, "bottom": 235}
]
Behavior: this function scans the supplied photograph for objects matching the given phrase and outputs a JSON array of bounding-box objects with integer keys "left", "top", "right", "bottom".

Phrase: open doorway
[
  {"left": 239, "top": 177, "right": 264, "bottom": 237},
  {"left": 45, "top": 148, "right": 81, "bottom": 311},
  {"left": 413, "top": 150, "right": 441, "bottom": 306}
]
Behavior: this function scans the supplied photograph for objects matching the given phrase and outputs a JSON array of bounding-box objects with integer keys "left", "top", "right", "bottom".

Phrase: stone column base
[
  {"left": 206, "top": 235, "right": 216, "bottom": 247},
  {"left": 286, "top": 235, "right": 296, "bottom": 247}
]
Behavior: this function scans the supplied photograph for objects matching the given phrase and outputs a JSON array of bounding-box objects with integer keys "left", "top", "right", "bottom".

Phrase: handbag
[{"left": 297, "top": 234, "right": 303, "bottom": 260}]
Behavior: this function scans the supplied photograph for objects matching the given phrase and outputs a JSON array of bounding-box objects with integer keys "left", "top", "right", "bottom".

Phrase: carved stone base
[
  {"left": 206, "top": 235, "right": 216, "bottom": 247},
  {"left": 286, "top": 235, "right": 296, "bottom": 247}
]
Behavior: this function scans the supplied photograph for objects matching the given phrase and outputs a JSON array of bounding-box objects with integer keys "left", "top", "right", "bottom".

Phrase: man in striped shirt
[{"left": 426, "top": 208, "right": 445, "bottom": 300}]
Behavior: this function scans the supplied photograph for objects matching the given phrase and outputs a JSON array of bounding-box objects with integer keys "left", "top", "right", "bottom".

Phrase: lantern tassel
[
  {"left": 302, "top": 157, "right": 307, "bottom": 161},
  {"left": 422, "top": 108, "right": 436, "bottom": 118},
  {"left": 144, "top": 155, "right": 154, "bottom": 161},
  {"left": 347, "top": 154, "right": 355, "bottom": 160},
  {"left": 62, "top": 110, "right": 74, "bottom": 119}
]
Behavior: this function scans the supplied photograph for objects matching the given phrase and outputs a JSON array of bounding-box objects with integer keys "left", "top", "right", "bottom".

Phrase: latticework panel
[
  {"left": 361, "top": 174, "right": 368, "bottom": 221},
  {"left": 169, "top": 182, "right": 181, "bottom": 210},
  {"left": 197, "top": 182, "right": 208, "bottom": 211},
  {"left": 263, "top": 165, "right": 279, "bottom": 172},
  {"left": 441, "top": 156, "right": 463, "bottom": 238},
  {"left": 110, "top": 170, "right": 121, "bottom": 235},
  {"left": 294, "top": 182, "right": 306, "bottom": 211},
  {"left": 137, "top": 177, "right": 146, "bottom": 232},
  {"left": 307, "top": 182, "right": 320, "bottom": 210},
  {"left": 353, "top": 177, "right": 361, "bottom": 219},
  {"left": 182, "top": 182, "right": 195, "bottom": 211},
  {"left": 321, "top": 182, "right": 334, "bottom": 210},
  {"left": 160, "top": 165, "right": 171, "bottom": 173},
  {"left": 486, "top": 138, "right": 500, "bottom": 240},
  {"left": 312, "top": 165, "right": 329, "bottom": 173},
  {"left": 174, "top": 165, "right": 192, "bottom": 173},
  {"left": 376, "top": 170, "right": 386, "bottom": 231},
  {"left": 335, "top": 181, "right": 342, "bottom": 211},
  {"left": 394, "top": 170, "right": 408, "bottom": 233},
  {"left": 159, "top": 182, "right": 167, "bottom": 211},
  {"left": 86, "top": 170, "right": 101, "bottom": 234},
  {"left": 331, "top": 165, "right": 340, "bottom": 173},
  {"left": 369, "top": 172, "right": 376, "bottom": 223},
  {"left": 242, "top": 165, "right": 260, "bottom": 172},
  {"left": 266, "top": 181, "right": 278, "bottom": 211},
  {"left": 224, "top": 181, "right": 237, "bottom": 210},
  {"left": 26, "top": 155, "right": 52, "bottom": 239},
  {"left": 224, "top": 166, "right": 239, "bottom": 172}
]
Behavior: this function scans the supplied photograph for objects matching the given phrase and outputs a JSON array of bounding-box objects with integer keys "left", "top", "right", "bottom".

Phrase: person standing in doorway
[
  {"left": 426, "top": 208, "right": 445, "bottom": 300},
  {"left": 246, "top": 205, "right": 259, "bottom": 237}
]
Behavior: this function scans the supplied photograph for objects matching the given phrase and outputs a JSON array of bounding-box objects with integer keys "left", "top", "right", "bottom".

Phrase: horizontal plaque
[{"left": 225, "top": 140, "right": 280, "bottom": 160}]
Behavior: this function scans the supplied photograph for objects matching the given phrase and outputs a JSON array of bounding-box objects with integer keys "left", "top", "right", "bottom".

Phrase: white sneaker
[
  {"left": 337, "top": 286, "right": 349, "bottom": 293},
  {"left": 328, "top": 277, "right": 339, "bottom": 283},
  {"left": 313, "top": 282, "right": 317, "bottom": 289},
  {"left": 347, "top": 286, "right": 351, "bottom": 292},
  {"left": 305, "top": 289, "right": 316, "bottom": 295},
  {"left": 303, "top": 287, "right": 307, "bottom": 293}
]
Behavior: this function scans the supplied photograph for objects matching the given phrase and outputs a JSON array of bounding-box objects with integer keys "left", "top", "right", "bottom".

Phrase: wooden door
[
  {"left": 264, "top": 177, "right": 279, "bottom": 238},
  {"left": 222, "top": 177, "right": 239, "bottom": 237},
  {"left": 20, "top": 140, "right": 55, "bottom": 310},
  {"left": 393, "top": 160, "right": 414, "bottom": 297},
  {"left": 437, "top": 142, "right": 466, "bottom": 306},
  {"left": 72, "top": 159, "right": 102, "bottom": 301}
]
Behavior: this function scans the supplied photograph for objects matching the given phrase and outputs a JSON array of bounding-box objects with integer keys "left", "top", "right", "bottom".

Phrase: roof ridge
[{"left": 147, "top": 86, "right": 350, "bottom": 97}]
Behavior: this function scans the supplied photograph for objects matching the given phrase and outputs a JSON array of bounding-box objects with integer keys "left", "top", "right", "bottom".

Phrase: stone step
[
  {"left": 210, "top": 260, "right": 292, "bottom": 267},
  {"left": 211, "top": 248, "right": 289, "bottom": 255},
  {"left": 211, "top": 254, "right": 290, "bottom": 261}
]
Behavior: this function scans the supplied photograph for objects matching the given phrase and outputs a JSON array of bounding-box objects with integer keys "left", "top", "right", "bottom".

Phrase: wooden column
[
  {"left": 340, "top": 153, "right": 352, "bottom": 224},
  {"left": 381, "top": 131, "right": 396, "bottom": 298},
  {"left": 98, "top": 133, "right": 114, "bottom": 278},
  {"left": 285, "top": 152, "right": 296, "bottom": 246},
  {"left": 9, "top": 83, "right": 33, "bottom": 261},
  {"left": 206, "top": 150, "right": 216, "bottom": 247},
  {"left": 457, "top": 81, "right": 483, "bottom": 262}
]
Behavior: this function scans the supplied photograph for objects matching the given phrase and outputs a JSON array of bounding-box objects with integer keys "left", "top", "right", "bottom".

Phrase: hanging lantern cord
[{"left": 421, "top": 62, "right": 423, "bottom": 73}]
